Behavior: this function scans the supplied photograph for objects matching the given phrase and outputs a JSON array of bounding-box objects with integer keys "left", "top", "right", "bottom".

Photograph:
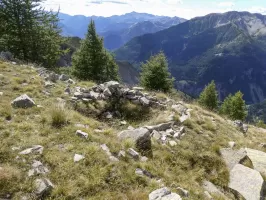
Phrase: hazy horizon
[{"left": 44, "top": 0, "right": 266, "bottom": 19}]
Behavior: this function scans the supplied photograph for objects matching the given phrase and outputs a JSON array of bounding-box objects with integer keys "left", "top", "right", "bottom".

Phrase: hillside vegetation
[{"left": 1, "top": 61, "right": 266, "bottom": 199}]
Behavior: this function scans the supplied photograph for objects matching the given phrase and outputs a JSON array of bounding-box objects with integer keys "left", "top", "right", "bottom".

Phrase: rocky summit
[{"left": 1, "top": 61, "right": 266, "bottom": 199}]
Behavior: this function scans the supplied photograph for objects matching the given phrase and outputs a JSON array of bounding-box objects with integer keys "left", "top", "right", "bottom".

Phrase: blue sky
[{"left": 44, "top": 0, "right": 266, "bottom": 19}]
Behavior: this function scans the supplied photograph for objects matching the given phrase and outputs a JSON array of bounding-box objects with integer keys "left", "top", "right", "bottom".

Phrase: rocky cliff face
[{"left": 115, "top": 11, "right": 266, "bottom": 104}]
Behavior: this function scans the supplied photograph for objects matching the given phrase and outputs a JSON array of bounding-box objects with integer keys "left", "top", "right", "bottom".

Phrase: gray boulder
[
  {"left": 76, "top": 130, "right": 88, "bottom": 139},
  {"left": 127, "top": 148, "right": 140, "bottom": 159},
  {"left": 74, "top": 154, "right": 85, "bottom": 162},
  {"left": 35, "top": 178, "right": 54, "bottom": 196},
  {"left": 48, "top": 72, "right": 59, "bottom": 82},
  {"left": 59, "top": 74, "right": 69, "bottom": 81},
  {"left": 220, "top": 148, "right": 247, "bottom": 170},
  {"left": 0, "top": 51, "right": 13, "bottom": 61},
  {"left": 139, "top": 97, "right": 150, "bottom": 106},
  {"left": 149, "top": 187, "right": 182, "bottom": 200},
  {"left": 104, "top": 81, "right": 120, "bottom": 93},
  {"left": 11, "top": 94, "right": 36, "bottom": 108},
  {"left": 118, "top": 128, "right": 151, "bottom": 152},
  {"left": 233, "top": 120, "right": 248, "bottom": 133},
  {"left": 171, "top": 104, "right": 187, "bottom": 115},
  {"left": 83, "top": 91, "right": 100, "bottom": 100},
  {"left": 146, "top": 122, "right": 174, "bottom": 132},
  {"left": 246, "top": 148, "right": 266, "bottom": 176},
  {"left": 229, "top": 164, "right": 265, "bottom": 200},
  {"left": 28, "top": 160, "right": 49, "bottom": 177},
  {"left": 19, "top": 145, "right": 44, "bottom": 155}
]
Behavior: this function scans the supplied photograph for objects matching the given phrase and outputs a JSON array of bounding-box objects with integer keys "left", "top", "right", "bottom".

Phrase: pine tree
[
  {"left": 72, "top": 20, "right": 119, "bottom": 82},
  {"left": 220, "top": 91, "right": 246, "bottom": 120},
  {"left": 220, "top": 94, "right": 233, "bottom": 115},
  {"left": 0, "top": 0, "right": 64, "bottom": 67},
  {"left": 140, "top": 51, "right": 174, "bottom": 92},
  {"left": 199, "top": 80, "right": 218, "bottom": 110}
]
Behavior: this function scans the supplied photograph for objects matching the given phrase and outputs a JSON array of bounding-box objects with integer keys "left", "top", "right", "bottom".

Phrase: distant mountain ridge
[
  {"left": 115, "top": 11, "right": 266, "bottom": 104},
  {"left": 58, "top": 12, "right": 186, "bottom": 49}
]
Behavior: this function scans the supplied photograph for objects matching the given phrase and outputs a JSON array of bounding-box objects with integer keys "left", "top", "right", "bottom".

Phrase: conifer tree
[
  {"left": 0, "top": 0, "right": 64, "bottom": 67},
  {"left": 199, "top": 80, "right": 218, "bottom": 110},
  {"left": 220, "top": 91, "right": 247, "bottom": 120},
  {"left": 72, "top": 20, "right": 119, "bottom": 82},
  {"left": 140, "top": 51, "right": 174, "bottom": 92}
]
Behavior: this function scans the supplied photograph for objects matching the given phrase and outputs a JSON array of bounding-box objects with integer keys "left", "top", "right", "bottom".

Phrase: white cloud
[{"left": 218, "top": 1, "right": 235, "bottom": 7}]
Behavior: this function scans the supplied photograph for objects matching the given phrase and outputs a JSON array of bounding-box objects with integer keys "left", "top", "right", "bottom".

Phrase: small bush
[{"left": 50, "top": 104, "right": 68, "bottom": 127}]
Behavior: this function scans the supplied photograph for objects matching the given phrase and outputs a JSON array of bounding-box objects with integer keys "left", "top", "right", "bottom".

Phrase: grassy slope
[{"left": 1, "top": 61, "right": 266, "bottom": 199}]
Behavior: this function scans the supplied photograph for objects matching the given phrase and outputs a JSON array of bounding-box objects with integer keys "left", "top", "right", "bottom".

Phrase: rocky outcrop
[
  {"left": 72, "top": 81, "right": 167, "bottom": 108},
  {"left": 246, "top": 148, "right": 266, "bottom": 176},
  {"left": 220, "top": 148, "right": 247, "bottom": 170},
  {"left": 149, "top": 187, "right": 182, "bottom": 200},
  {"left": 118, "top": 127, "right": 151, "bottom": 152},
  {"left": 229, "top": 164, "right": 265, "bottom": 200},
  {"left": 11, "top": 94, "right": 36, "bottom": 108}
]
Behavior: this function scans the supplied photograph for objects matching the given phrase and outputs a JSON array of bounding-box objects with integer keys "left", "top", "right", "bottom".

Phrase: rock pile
[{"left": 72, "top": 81, "right": 167, "bottom": 108}]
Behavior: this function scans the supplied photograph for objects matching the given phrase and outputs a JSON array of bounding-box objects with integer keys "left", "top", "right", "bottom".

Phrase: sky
[{"left": 43, "top": 0, "right": 266, "bottom": 19}]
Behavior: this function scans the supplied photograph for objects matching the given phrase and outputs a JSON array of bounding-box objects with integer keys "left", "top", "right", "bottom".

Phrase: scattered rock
[
  {"left": 59, "top": 74, "right": 69, "bottom": 81},
  {"left": 44, "top": 81, "right": 54, "bottom": 88},
  {"left": 127, "top": 148, "right": 140, "bottom": 160},
  {"left": 28, "top": 160, "right": 49, "bottom": 177},
  {"left": 100, "top": 144, "right": 119, "bottom": 162},
  {"left": 65, "top": 87, "right": 71, "bottom": 94},
  {"left": 202, "top": 180, "right": 226, "bottom": 199},
  {"left": 140, "top": 156, "right": 148, "bottom": 162},
  {"left": 172, "top": 103, "right": 187, "bottom": 115},
  {"left": 146, "top": 122, "right": 174, "bottom": 132},
  {"left": 135, "top": 168, "right": 154, "bottom": 178},
  {"left": 104, "top": 112, "right": 113, "bottom": 119},
  {"left": 11, "top": 94, "right": 36, "bottom": 108},
  {"left": 48, "top": 72, "right": 59, "bottom": 82},
  {"left": 0, "top": 92, "right": 3, "bottom": 96},
  {"left": 118, "top": 127, "right": 151, "bottom": 152},
  {"left": 233, "top": 120, "right": 248, "bottom": 133},
  {"left": 19, "top": 145, "right": 44, "bottom": 155},
  {"left": 74, "top": 92, "right": 83, "bottom": 99},
  {"left": 120, "top": 120, "right": 127, "bottom": 125},
  {"left": 133, "top": 87, "right": 144, "bottom": 91},
  {"left": 169, "top": 140, "right": 177, "bottom": 147},
  {"left": 152, "top": 130, "right": 161, "bottom": 140},
  {"left": 229, "top": 164, "right": 265, "bottom": 200},
  {"left": 127, "top": 126, "right": 134, "bottom": 130},
  {"left": 35, "top": 178, "right": 54, "bottom": 196},
  {"left": 118, "top": 150, "right": 126, "bottom": 158},
  {"left": 228, "top": 141, "right": 235, "bottom": 148},
  {"left": 246, "top": 148, "right": 266, "bottom": 176},
  {"left": 149, "top": 187, "right": 182, "bottom": 200},
  {"left": 76, "top": 130, "right": 88, "bottom": 139},
  {"left": 259, "top": 143, "right": 266, "bottom": 148},
  {"left": 74, "top": 154, "right": 85, "bottom": 162},
  {"left": 103, "top": 88, "right": 112, "bottom": 97},
  {"left": 139, "top": 97, "right": 150, "bottom": 106},
  {"left": 176, "top": 187, "right": 189, "bottom": 197},
  {"left": 220, "top": 148, "right": 247, "bottom": 170}
]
